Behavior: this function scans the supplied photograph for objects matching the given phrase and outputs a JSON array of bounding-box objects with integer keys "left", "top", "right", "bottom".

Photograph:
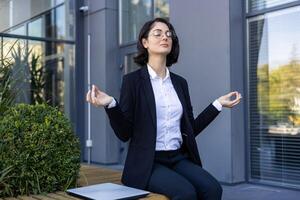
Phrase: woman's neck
[{"left": 148, "top": 56, "right": 167, "bottom": 78}]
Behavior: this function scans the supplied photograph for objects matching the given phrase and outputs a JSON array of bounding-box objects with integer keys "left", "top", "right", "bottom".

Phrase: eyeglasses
[{"left": 150, "top": 29, "right": 173, "bottom": 39}]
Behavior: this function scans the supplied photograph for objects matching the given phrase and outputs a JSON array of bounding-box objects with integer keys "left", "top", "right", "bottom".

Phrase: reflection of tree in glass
[
  {"left": 257, "top": 45, "right": 300, "bottom": 126},
  {"left": 154, "top": 0, "right": 169, "bottom": 19}
]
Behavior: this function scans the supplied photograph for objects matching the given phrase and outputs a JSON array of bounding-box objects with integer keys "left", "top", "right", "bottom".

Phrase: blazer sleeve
[
  {"left": 183, "top": 79, "right": 220, "bottom": 137},
  {"left": 105, "top": 75, "right": 134, "bottom": 142}
]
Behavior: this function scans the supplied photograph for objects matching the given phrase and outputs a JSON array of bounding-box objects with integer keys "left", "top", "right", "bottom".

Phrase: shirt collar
[{"left": 147, "top": 64, "right": 170, "bottom": 81}]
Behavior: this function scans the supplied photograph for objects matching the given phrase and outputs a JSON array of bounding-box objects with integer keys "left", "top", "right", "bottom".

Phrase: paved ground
[
  {"left": 95, "top": 164, "right": 300, "bottom": 200},
  {"left": 222, "top": 183, "right": 300, "bottom": 200}
]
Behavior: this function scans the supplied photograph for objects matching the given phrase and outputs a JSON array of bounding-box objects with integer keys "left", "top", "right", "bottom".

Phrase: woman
[{"left": 86, "top": 18, "right": 241, "bottom": 200}]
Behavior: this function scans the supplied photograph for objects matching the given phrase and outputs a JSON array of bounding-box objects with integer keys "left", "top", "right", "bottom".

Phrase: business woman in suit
[{"left": 86, "top": 18, "right": 241, "bottom": 200}]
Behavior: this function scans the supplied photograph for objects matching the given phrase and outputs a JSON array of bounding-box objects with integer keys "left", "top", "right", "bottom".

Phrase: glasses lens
[
  {"left": 166, "top": 31, "right": 172, "bottom": 37},
  {"left": 151, "top": 30, "right": 172, "bottom": 38},
  {"left": 153, "top": 30, "right": 162, "bottom": 37}
]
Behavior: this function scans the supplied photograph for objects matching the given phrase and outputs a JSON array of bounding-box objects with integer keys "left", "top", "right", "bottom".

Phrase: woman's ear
[{"left": 142, "top": 38, "right": 148, "bottom": 49}]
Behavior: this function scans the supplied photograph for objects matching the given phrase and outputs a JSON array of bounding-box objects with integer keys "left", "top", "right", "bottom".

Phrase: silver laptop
[{"left": 66, "top": 183, "right": 150, "bottom": 200}]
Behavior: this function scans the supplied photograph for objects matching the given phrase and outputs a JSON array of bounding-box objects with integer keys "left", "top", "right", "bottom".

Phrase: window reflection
[
  {"left": 1, "top": 37, "right": 75, "bottom": 119},
  {"left": 154, "top": 0, "right": 169, "bottom": 19},
  {"left": 0, "top": 0, "right": 75, "bottom": 123},
  {"left": 248, "top": 6, "right": 300, "bottom": 186},
  {"left": 28, "top": 17, "right": 43, "bottom": 37},
  {"left": 0, "top": 1, "right": 74, "bottom": 40},
  {"left": 8, "top": 25, "right": 26, "bottom": 36},
  {"left": 42, "top": 41, "right": 75, "bottom": 116},
  {"left": 248, "top": 0, "right": 297, "bottom": 12},
  {"left": 120, "top": 0, "right": 152, "bottom": 43},
  {"left": 2, "top": 38, "right": 27, "bottom": 61},
  {"left": 125, "top": 53, "right": 139, "bottom": 74},
  {"left": 251, "top": 7, "right": 300, "bottom": 136},
  {"left": 119, "top": 0, "right": 169, "bottom": 44},
  {"left": 55, "top": 0, "right": 65, "bottom": 5},
  {"left": 2, "top": 38, "right": 30, "bottom": 103},
  {"left": 55, "top": 5, "right": 66, "bottom": 39}
]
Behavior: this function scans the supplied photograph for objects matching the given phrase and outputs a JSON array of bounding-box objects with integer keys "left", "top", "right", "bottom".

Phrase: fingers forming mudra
[
  {"left": 218, "top": 91, "right": 242, "bottom": 108},
  {"left": 86, "top": 85, "right": 113, "bottom": 107}
]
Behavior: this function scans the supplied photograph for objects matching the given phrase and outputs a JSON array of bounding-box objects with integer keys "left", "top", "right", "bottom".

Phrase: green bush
[{"left": 0, "top": 104, "right": 81, "bottom": 197}]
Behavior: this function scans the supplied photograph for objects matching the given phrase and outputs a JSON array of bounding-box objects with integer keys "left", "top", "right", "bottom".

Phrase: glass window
[
  {"left": 0, "top": 0, "right": 74, "bottom": 41},
  {"left": 154, "top": 0, "right": 169, "bottom": 19},
  {"left": 248, "top": 0, "right": 297, "bottom": 12},
  {"left": 7, "top": 25, "right": 26, "bottom": 36},
  {"left": 0, "top": 37, "right": 75, "bottom": 120},
  {"left": 28, "top": 17, "right": 44, "bottom": 37},
  {"left": 119, "top": 0, "right": 152, "bottom": 44},
  {"left": 2, "top": 37, "right": 27, "bottom": 61},
  {"left": 0, "top": 0, "right": 59, "bottom": 33},
  {"left": 2, "top": 38, "right": 30, "bottom": 103},
  {"left": 125, "top": 53, "right": 139, "bottom": 74},
  {"left": 119, "top": 0, "right": 169, "bottom": 44},
  {"left": 0, "top": 0, "right": 75, "bottom": 125},
  {"left": 248, "top": 6, "right": 300, "bottom": 187},
  {"left": 55, "top": 5, "right": 66, "bottom": 39},
  {"left": 55, "top": 0, "right": 64, "bottom": 5},
  {"left": 42, "top": 41, "right": 75, "bottom": 116}
]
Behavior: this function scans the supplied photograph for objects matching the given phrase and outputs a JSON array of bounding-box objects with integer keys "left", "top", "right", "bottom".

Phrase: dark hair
[{"left": 134, "top": 18, "right": 180, "bottom": 67}]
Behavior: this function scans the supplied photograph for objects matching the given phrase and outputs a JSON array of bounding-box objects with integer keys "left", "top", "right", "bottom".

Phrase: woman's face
[{"left": 142, "top": 22, "right": 173, "bottom": 57}]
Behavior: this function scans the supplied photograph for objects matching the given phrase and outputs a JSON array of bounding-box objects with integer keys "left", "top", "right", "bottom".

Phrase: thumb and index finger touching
[{"left": 226, "top": 91, "right": 242, "bottom": 100}]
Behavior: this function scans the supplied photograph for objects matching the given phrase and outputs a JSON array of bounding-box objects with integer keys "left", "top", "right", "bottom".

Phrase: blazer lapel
[
  {"left": 170, "top": 72, "right": 192, "bottom": 135},
  {"left": 140, "top": 66, "right": 157, "bottom": 130},
  {"left": 170, "top": 72, "right": 187, "bottom": 113}
]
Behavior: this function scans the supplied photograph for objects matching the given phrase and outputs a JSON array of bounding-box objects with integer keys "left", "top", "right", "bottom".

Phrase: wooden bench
[{"left": 1, "top": 164, "right": 168, "bottom": 200}]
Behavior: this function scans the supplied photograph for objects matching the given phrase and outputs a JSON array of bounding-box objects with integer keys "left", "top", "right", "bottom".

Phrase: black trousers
[{"left": 146, "top": 148, "right": 222, "bottom": 200}]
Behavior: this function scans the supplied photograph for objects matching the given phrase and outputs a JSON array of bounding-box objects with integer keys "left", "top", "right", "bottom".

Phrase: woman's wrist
[
  {"left": 105, "top": 97, "right": 116, "bottom": 108},
  {"left": 213, "top": 99, "right": 223, "bottom": 111}
]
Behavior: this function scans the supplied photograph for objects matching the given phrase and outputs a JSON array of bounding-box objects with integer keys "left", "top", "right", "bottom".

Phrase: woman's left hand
[{"left": 217, "top": 91, "right": 242, "bottom": 108}]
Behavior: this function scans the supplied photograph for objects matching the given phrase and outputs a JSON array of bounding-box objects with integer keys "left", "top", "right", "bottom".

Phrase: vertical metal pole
[{"left": 87, "top": 33, "right": 92, "bottom": 164}]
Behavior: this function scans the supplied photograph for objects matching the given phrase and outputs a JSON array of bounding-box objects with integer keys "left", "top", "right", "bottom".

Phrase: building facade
[{"left": 1, "top": 0, "right": 300, "bottom": 190}]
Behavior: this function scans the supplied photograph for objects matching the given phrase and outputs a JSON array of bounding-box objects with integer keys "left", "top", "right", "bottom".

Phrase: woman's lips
[{"left": 160, "top": 44, "right": 169, "bottom": 47}]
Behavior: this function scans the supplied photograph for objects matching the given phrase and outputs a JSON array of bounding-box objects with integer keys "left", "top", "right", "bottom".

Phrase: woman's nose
[{"left": 161, "top": 35, "right": 168, "bottom": 41}]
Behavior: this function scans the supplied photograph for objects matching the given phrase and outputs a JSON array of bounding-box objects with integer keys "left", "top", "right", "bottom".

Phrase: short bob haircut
[{"left": 134, "top": 18, "right": 180, "bottom": 67}]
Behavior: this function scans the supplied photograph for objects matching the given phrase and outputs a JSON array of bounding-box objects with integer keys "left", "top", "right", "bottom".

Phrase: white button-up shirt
[{"left": 147, "top": 64, "right": 184, "bottom": 151}]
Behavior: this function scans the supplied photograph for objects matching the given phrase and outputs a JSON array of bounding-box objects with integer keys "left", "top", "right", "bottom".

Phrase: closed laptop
[{"left": 66, "top": 183, "right": 150, "bottom": 200}]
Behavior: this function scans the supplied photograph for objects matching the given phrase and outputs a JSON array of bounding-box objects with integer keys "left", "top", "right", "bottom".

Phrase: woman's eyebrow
[{"left": 152, "top": 28, "right": 170, "bottom": 32}]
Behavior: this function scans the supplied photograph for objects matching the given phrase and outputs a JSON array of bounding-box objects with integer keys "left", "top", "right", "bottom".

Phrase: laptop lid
[{"left": 66, "top": 183, "right": 150, "bottom": 200}]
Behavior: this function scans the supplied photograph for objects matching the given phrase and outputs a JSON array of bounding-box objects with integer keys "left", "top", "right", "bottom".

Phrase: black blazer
[{"left": 105, "top": 66, "right": 220, "bottom": 189}]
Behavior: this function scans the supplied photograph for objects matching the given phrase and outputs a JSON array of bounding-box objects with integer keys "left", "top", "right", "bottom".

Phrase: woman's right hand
[{"left": 86, "top": 85, "right": 113, "bottom": 107}]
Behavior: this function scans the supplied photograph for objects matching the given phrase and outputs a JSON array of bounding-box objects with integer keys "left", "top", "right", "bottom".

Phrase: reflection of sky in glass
[
  {"left": 56, "top": 5, "right": 66, "bottom": 39},
  {"left": 257, "top": 6, "right": 300, "bottom": 70},
  {"left": 9, "top": 25, "right": 26, "bottom": 35},
  {"left": 28, "top": 18, "right": 43, "bottom": 37}
]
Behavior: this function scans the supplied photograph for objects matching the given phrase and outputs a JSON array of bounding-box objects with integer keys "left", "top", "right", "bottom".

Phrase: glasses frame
[{"left": 149, "top": 29, "right": 173, "bottom": 39}]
